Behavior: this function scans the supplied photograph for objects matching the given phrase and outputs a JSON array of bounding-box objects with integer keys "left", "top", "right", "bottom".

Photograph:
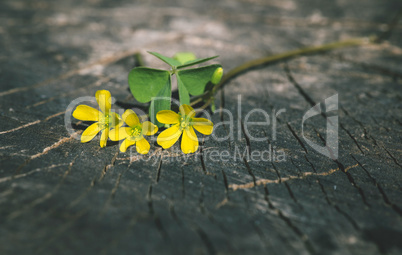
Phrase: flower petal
[
  {"left": 181, "top": 127, "right": 199, "bottom": 154},
  {"left": 109, "top": 127, "right": 131, "bottom": 141},
  {"left": 141, "top": 121, "right": 158, "bottom": 136},
  {"left": 179, "top": 104, "right": 195, "bottom": 118},
  {"left": 122, "top": 109, "right": 140, "bottom": 127},
  {"left": 191, "top": 118, "right": 213, "bottom": 135},
  {"left": 100, "top": 128, "right": 109, "bottom": 148},
  {"left": 110, "top": 112, "right": 123, "bottom": 128},
  {"left": 81, "top": 122, "right": 101, "bottom": 143},
  {"left": 73, "top": 105, "right": 101, "bottom": 121},
  {"left": 95, "top": 90, "right": 112, "bottom": 113},
  {"left": 156, "top": 110, "right": 180, "bottom": 124},
  {"left": 120, "top": 138, "right": 136, "bottom": 153},
  {"left": 136, "top": 137, "right": 151, "bottom": 154},
  {"left": 157, "top": 124, "right": 182, "bottom": 149}
]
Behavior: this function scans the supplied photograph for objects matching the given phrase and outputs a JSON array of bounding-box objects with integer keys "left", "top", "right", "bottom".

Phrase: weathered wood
[{"left": 1, "top": 0, "right": 401, "bottom": 254}]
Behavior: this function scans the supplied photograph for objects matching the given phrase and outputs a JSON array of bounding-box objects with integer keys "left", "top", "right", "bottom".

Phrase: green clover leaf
[
  {"left": 173, "top": 52, "right": 197, "bottom": 65},
  {"left": 128, "top": 52, "right": 221, "bottom": 127},
  {"left": 149, "top": 77, "right": 172, "bottom": 127},
  {"left": 147, "top": 51, "right": 181, "bottom": 67},
  {"left": 177, "top": 74, "right": 190, "bottom": 105},
  {"left": 128, "top": 67, "right": 170, "bottom": 103},
  {"left": 176, "top": 56, "right": 219, "bottom": 69},
  {"left": 176, "top": 64, "right": 222, "bottom": 96}
]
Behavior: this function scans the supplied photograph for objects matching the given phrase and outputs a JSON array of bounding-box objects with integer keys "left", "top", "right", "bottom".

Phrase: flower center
[
  {"left": 99, "top": 114, "right": 112, "bottom": 129},
  {"left": 179, "top": 116, "right": 191, "bottom": 129},
  {"left": 130, "top": 126, "right": 142, "bottom": 137}
]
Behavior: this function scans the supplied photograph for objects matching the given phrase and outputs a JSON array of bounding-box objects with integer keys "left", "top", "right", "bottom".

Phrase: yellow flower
[
  {"left": 72, "top": 90, "right": 122, "bottom": 147},
  {"left": 156, "top": 104, "right": 213, "bottom": 154},
  {"left": 109, "top": 109, "right": 158, "bottom": 154}
]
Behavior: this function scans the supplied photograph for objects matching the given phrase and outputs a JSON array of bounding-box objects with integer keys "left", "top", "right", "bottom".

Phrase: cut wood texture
[{"left": 0, "top": 0, "right": 401, "bottom": 254}]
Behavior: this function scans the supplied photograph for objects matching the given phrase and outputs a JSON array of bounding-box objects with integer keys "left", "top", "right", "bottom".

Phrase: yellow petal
[
  {"left": 156, "top": 110, "right": 180, "bottom": 124},
  {"left": 157, "top": 124, "right": 182, "bottom": 149},
  {"left": 110, "top": 112, "right": 123, "bottom": 128},
  {"left": 179, "top": 104, "right": 195, "bottom": 118},
  {"left": 141, "top": 121, "right": 158, "bottom": 136},
  {"left": 109, "top": 127, "right": 131, "bottom": 141},
  {"left": 73, "top": 105, "right": 101, "bottom": 121},
  {"left": 100, "top": 128, "right": 109, "bottom": 148},
  {"left": 95, "top": 90, "right": 112, "bottom": 113},
  {"left": 122, "top": 109, "right": 140, "bottom": 127},
  {"left": 191, "top": 118, "right": 213, "bottom": 135},
  {"left": 181, "top": 127, "right": 199, "bottom": 154},
  {"left": 136, "top": 137, "right": 151, "bottom": 154},
  {"left": 81, "top": 122, "right": 101, "bottom": 143},
  {"left": 120, "top": 138, "right": 136, "bottom": 153}
]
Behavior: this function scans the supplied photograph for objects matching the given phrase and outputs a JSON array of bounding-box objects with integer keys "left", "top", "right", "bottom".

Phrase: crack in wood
[
  {"left": 339, "top": 123, "right": 365, "bottom": 154},
  {"left": 169, "top": 203, "right": 183, "bottom": 227},
  {"left": 286, "top": 123, "right": 308, "bottom": 154},
  {"left": 351, "top": 155, "right": 402, "bottom": 217},
  {"left": 313, "top": 128, "right": 370, "bottom": 208},
  {"left": 272, "top": 162, "right": 300, "bottom": 206},
  {"left": 198, "top": 188, "right": 231, "bottom": 239},
  {"left": 340, "top": 107, "right": 371, "bottom": 142},
  {"left": 313, "top": 128, "right": 337, "bottom": 159},
  {"left": 284, "top": 63, "right": 367, "bottom": 155},
  {"left": 0, "top": 120, "right": 41, "bottom": 135},
  {"left": 290, "top": 157, "right": 304, "bottom": 178},
  {"left": 382, "top": 145, "right": 402, "bottom": 168},
  {"left": 98, "top": 151, "right": 119, "bottom": 181},
  {"left": 221, "top": 169, "right": 230, "bottom": 200},
  {"left": 199, "top": 185, "right": 206, "bottom": 215},
  {"left": 215, "top": 197, "right": 230, "bottom": 209},
  {"left": 361, "top": 130, "right": 402, "bottom": 168},
  {"left": 284, "top": 63, "right": 315, "bottom": 105},
  {"left": 333, "top": 204, "right": 360, "bottom": 230},
  {"left": 230, "top": 164, "right": 358, "bottom": 191},
  {"left": 0, "top": 163, "right": 69, "bottom": 184},
  {"left": 98, "top": 164, "right": 129, "bottom": 219},
  {"left": 153, "top": 215, "right": 170, "bottom": 241},
  {"left": 199, "top": 140, "right": 217, "bottom": 178},
  {"left": 195, "top": 225, "right": 217, "bottom": 255},
  {"left": 0, "top": 50, "right": 141, "bottom": 98},
  {"left": 155, "top": 156, "right": 163, "bottom": 183},
  {"left": 242, "top": 157, "right": 257, "bottom": 186},
  {"left": 146, "top": 184, "right": 170, "bottom": 241},
  {"left": 304, "top": 155, "right": 362, "bottom": 231},
  {"left": 15, "top": 131, "right": 81, "bottom": 174},
  {"left": 334, "top": 159, "right": 371, "bottom": 208},
  {"left": 7, "top": 156, "right": 78, "bottom": 221},
  {"left": 218, "top": 88, "right": 233, "bottom": 150},
  {"left": 240, "top": 120, "right": 252, "bottom": 156},
  {"left": 68, "top": 175, "right": 97, "bottom": 209},
  {"left": 263, "top": 186, "right": 316, "bottom": 254},
  {"left": 25, "top": 76, "right": 111, "bottom": 109},
  {"left": 195, "top": 187, "right": 235, "bottom": 249}
]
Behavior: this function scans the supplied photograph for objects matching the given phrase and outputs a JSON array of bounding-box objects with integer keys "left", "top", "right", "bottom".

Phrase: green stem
[{"left": 195, "top": 36, "right": 376, "bottom": 111}]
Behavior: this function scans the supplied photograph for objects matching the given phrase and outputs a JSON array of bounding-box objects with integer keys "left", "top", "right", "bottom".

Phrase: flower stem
[{"left": 194, "top": 36, "right": 377, "bottom": 112}]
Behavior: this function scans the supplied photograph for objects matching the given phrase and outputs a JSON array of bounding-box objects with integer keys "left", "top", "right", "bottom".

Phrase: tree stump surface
[{"left": 0, "top": 0, "right": 401, "bottom": 254}]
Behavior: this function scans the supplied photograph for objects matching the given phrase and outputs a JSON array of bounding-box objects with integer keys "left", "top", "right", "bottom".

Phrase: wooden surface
[{"left": 1, "top": 0, "right": 401, "bottom": 254}]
